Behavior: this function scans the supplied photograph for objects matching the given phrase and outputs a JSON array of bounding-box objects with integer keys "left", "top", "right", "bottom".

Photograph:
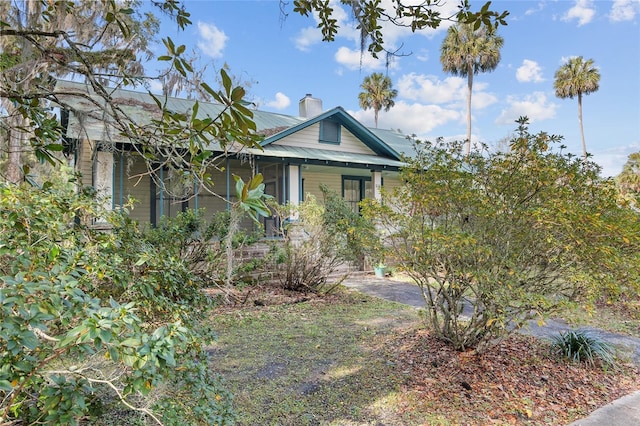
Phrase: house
[{"left": 56, "top": 81, "right": 412, "bottom": 231}]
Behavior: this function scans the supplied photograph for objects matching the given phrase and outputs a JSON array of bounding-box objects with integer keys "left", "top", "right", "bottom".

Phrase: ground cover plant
[{"left": 208, "top": 286, "right": 640, "bottom": 426}]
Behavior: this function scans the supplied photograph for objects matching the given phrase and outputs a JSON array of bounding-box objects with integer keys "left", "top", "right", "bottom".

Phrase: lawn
[{"left": 208, "top": 287, "right": 640, "bottom": 425}]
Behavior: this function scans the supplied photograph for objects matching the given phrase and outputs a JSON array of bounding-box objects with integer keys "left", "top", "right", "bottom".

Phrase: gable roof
[{"left": 260, "top": 107, "right": 402, "bottom": 161}]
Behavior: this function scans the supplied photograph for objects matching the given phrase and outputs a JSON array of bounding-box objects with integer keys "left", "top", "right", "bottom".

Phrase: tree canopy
[
  {"left": 440, "top": 22, "right": 504, "bottom": 154},
  {"left": 617, "top": 152, "right": 640, "bottom": 209},
  {"left": 0, "top": 0, "right": 260, "bottom": 191},
  {"left": 289, "top": 0, "right": 508, "bottom": 58},
  {"left": 358, "top": 72, "right": 398, "bottom": 128},
  {"left": 554, "top": 56, "right": 600, "bottom": 160}
]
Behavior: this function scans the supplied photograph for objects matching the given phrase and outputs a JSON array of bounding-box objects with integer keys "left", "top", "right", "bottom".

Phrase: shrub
[
  {"left": 0, "top": 182, "right": 234, "bottom": 425},
  {"left": 363, "top": 118, "right": 640, "bottom": 352},
  {"left": 550, "top": 330, "right": 615, "bottom": 367},
  {"left": 267, "top": 190, "right": 373, "bottom": 294}
]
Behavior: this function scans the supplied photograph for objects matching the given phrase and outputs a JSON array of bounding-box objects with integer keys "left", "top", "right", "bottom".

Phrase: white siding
[
  {"left": 381, "top": 174, "right": 402, "bottom": 195},
  {"left": 274, "top": 123, "right": 377, "bottom": 155},
  {"left": 301, "top": 170, "right": 341, "bottom": 203}
]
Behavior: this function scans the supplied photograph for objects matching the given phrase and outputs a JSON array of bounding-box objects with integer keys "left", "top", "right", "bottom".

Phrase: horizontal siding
[
  {"left": 119, "top": 156, "right": 151, "bottom": 223},
  {"left": 110, "top": 155, "right": 401, "bottom": 229},
  {"left": 382, "top": 175, "right": 402, "bottom": 193},
  {"left": 302, "top": 171, "right": 341, "bottom": 203},
  {"left": 274, "top": 123, "right": 376, "bottom": 155},
  {"left": 339, "top": 130, "right": 376, "bottom": 155},
  {"left": 77, "top": 139, "right": 95, "bottom": 186}
]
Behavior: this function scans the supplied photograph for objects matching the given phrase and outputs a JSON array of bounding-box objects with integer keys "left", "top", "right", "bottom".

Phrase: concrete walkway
[{"left": 342, "top": 275, "right": 640, "bottom": 426}]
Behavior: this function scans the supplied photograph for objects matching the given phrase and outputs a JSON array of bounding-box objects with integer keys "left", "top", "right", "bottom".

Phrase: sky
[{"left": 148, "top": 0, "right": 640, "bottom": 177}]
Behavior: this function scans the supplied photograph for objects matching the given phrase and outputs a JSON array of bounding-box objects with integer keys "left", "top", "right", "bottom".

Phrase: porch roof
[{"left": 248, "top": 145, "right": 405, "bottom": 170}]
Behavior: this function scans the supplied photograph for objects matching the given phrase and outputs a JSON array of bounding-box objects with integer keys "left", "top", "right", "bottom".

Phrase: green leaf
[
  {"left": 220, "top": 68, "right": 232, "bottom": 94},
  {"left": 0, "top": 380, "right": 13, "bottom": 391},
  {"left": 247, "top": 173, "right": 264, "bottom": 191},
  {"left": 230, "top": 86, "right": 245, "bottom": 102},
  {"left": 163, "top": 37, "right": 176, "bottom": 55},
  {"left": 43, "top": 143, "right": 64, "bottom": 151}
]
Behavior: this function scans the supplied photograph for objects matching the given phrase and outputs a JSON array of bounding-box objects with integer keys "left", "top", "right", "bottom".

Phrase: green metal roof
[
  {"left": 249, "top": 145, "right": 405, "bottom": 170},
  {"left": 55, "top": 80, "right": 412, "bottom": 168},
  {"left": 260, "top": 107, "right": 403, "bottom": 160}
]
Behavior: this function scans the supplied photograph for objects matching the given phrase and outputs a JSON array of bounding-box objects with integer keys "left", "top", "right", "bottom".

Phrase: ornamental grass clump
[{"left": 550, "top": 330, "right": 615, "bottom": 368}]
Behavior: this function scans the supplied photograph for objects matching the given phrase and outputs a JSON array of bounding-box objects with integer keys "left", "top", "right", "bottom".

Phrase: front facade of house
[{"left": 58, "top": 82, "right": 412, "bottom": 231}]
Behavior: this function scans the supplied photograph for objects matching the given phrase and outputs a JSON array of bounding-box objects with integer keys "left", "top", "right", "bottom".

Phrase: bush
[
  {"left": 0, "top": 182, "right": 234, "bottom": 425},
  {"left": 267, "top": 190, "right": 373, "bottom": 294},
  {"left": 550, "top": 330, "right": 615, "bottom": 367},
  {"left": 363, "top": 118, "right": 640, "bottom": 352}
]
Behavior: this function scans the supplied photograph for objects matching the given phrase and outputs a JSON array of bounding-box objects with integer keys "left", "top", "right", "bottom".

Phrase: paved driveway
[{"left": 342, "top": 276, "right": 640, "bottom": 365}]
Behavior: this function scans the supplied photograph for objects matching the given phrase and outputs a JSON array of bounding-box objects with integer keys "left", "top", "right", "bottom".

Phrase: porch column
[
  {"left": 372, "top": 170, "right": 382, "bottom": 201},
  {"left": 94, "top": 151, "right": 114, "bottom": 221},
  {"left": 287, "top": 164, "right": 301, "bottom": 206}
]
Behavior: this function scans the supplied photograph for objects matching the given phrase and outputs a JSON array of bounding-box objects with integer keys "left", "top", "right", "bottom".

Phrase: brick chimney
[{"left": 299, "top": 93, "right": 322, "bottom": 118}]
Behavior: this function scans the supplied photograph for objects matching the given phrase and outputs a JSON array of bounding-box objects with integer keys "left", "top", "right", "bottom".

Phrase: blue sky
[{"left": 149, "top": 0, "right": 640, "bottom": 177}]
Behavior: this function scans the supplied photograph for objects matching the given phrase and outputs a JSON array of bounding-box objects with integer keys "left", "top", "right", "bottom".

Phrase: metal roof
[
  {"left": 249, "top": 145, "right": 405, "bottom": 170},
  {"left": 260, "top": 107, "right": 402, "bottom": 160},
  {"left": 55, "top": 80, "right": 412, "bottom": 168}
]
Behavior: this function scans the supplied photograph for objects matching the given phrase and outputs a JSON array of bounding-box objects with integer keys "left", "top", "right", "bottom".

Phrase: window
[
  {"left": 342, "top": 176, "right": 372, "bottom": 213},
  {"left": 320, "top": 120, "right": 340, "bottom": 144}
]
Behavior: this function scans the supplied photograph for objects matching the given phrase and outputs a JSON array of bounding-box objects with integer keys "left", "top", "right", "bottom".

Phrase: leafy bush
[
  {"left": 550, "top": 330, "right": 615, "bottom": 367},
  {"left": 363, "top": 118, "right": 640, "bottom": 352},
  {"left": 319, "top": 184, "right": 377, "bottom": 267},
  {"left": 0, "top": 182, "right": 233, "bottom": 425},
  {"left": 267, "top": 189, "right": 373, "bottom": 294}
]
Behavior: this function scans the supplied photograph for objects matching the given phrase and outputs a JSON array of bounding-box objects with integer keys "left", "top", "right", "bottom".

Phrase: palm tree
[
  {"left": 553, "top": 56, "right": 600, "bottom": 160},
  {"left": 358, "top": 72, "right": 398, "bottom": 128},
  {"left": 440, "top": 23, "right": 504, "bottom": 155}
]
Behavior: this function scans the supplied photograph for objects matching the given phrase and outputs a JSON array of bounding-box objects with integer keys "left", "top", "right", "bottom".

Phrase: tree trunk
[
  {"left": 5, "top": 113, "right": 25, "bottom": 184},
  {"left": 578, "top": 92, "right": 587, "bottom": 160},
  {"left": 465, "top": 69, "right": 473, "bottom": 156},
  {"left": 224, "top": 206, "right": 241, "bottom": 289}
]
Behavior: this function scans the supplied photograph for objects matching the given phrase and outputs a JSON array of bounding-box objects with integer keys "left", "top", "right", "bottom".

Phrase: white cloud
[
  {"left": 525, "top": 2, "right": 545, "bottom": 16},
  {"left": 495, "top": 92, "right": 558, "bottom": 125},
  {"left": 350, "top": 100, "right": 462, "bottom": 136},
  {"left": 292, "top": 0, "right": 357, "bottom": 51},
  {"left": 562, "top": 0, "right": 596, "bottom": 26},
  {"left": 147, "top": 79, "right": 164, "bottom": 94},
  {"left": 266, "top": 92, "right": 291, "bottom": 110},
  {"left": 398, "top": 73, "right": 465, "bottom": 104},
  {"left": 471, "top": 87, "right": 499, "bottom": 110},
  {"left": 415, "top": 48, "right": 430, "bottom": 62},
  {"left": 609, "top": 0, "right": 640, "bottom": 22},
  {"left": 516, "top": 59, "right": 544, "bottom": 83},
  {"left": 196, "top": 22, "right": 228, "bottom": 58},
  {"left": 334, "top": 46, "right": 391, "bottom": 71},
  {"left": 594, "top": 143, "right": 640, "bottom": 177},
  {"left": 397, "top": 73, "right": 497, "bottom": 110},
  {"left": 292, "top": 26, "right": 323, "bottom": 52}
]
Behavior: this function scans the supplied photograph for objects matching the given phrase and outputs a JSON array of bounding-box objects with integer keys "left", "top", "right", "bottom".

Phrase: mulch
[{"left": 389, "top": 328, "right": 640, "bottom": 425}]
